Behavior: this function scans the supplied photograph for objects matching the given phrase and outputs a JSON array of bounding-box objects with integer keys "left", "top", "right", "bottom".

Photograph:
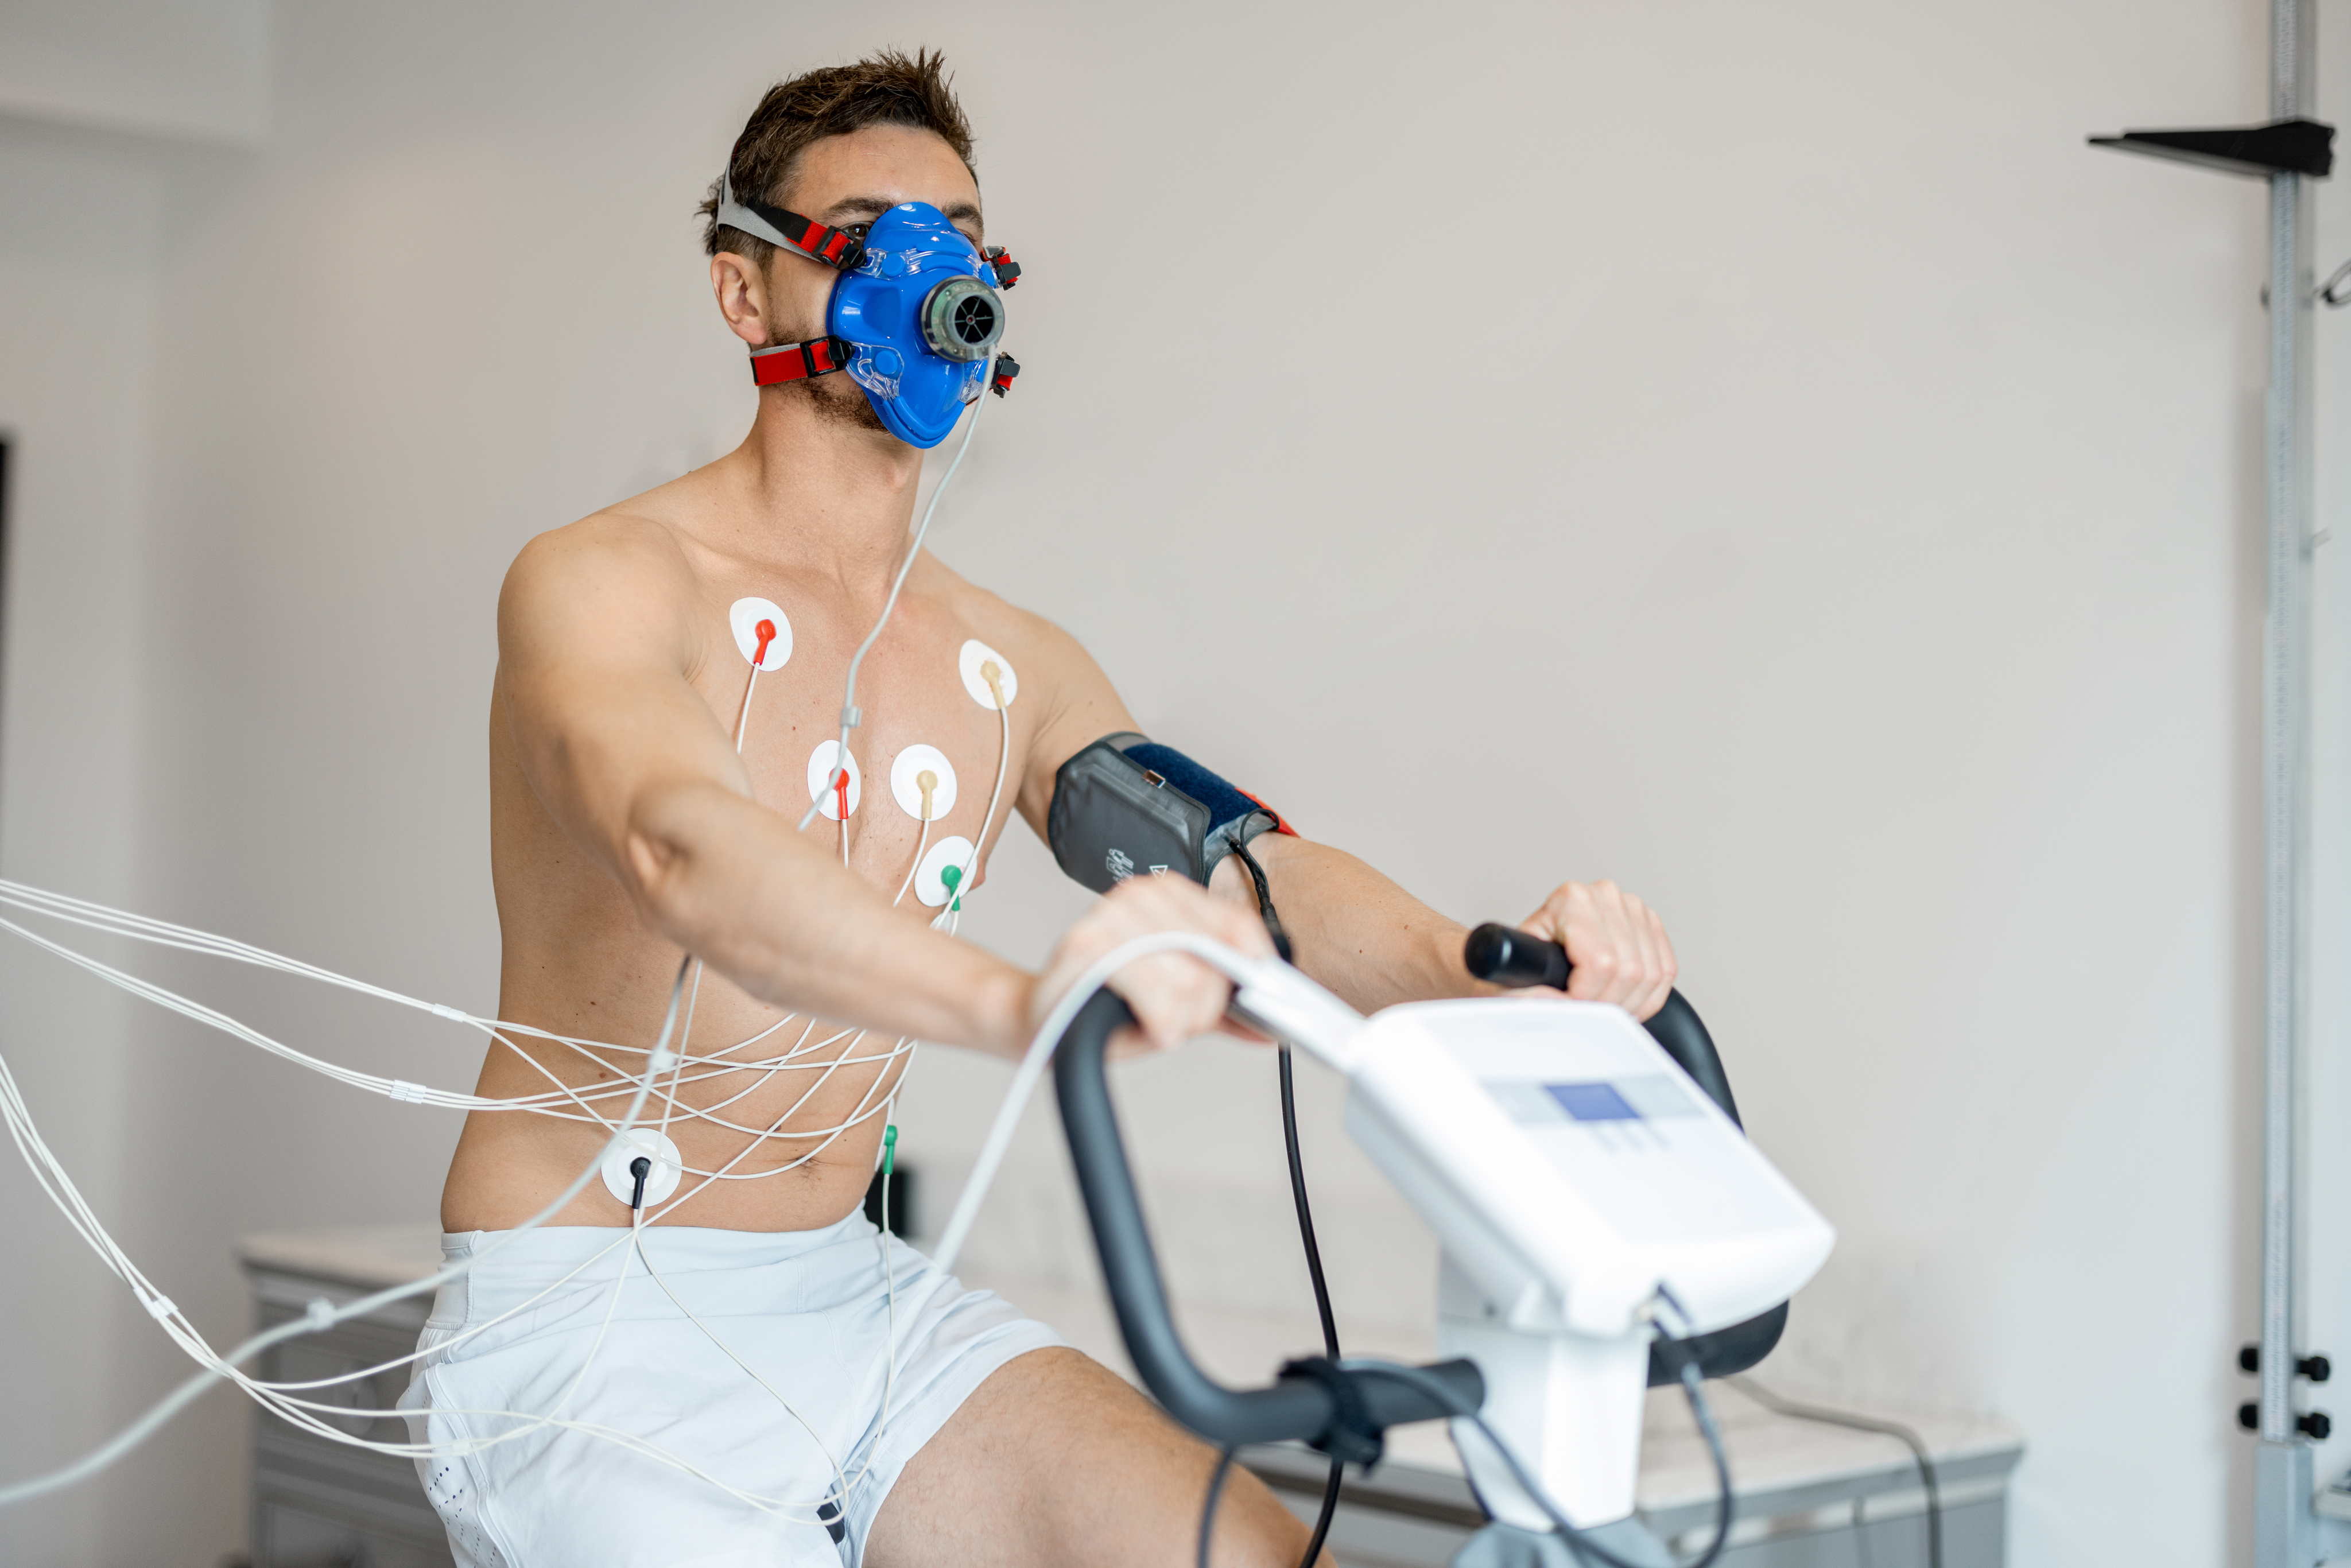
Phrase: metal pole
[
  {"left": 2256, "top": 0, "right": 2319, "bottom": 1561},
  {"left": 2259, "top": 0, "right": 2313, "bottom": 1448}
]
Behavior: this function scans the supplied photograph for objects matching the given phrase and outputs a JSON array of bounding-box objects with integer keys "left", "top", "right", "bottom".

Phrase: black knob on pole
[
  {"left": 2236, "top": 1344, "right": 2331, "bottom": 1382},
  {"left": 2240, "top": 1402, "right": 2260, "bottom": 1431},
  {"left": 2300, "top": 1410, "right": 2333, "bottom": 1441}
]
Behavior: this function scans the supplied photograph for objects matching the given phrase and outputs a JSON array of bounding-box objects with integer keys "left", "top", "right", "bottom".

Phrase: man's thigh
[{"left": 864, "top": 1346, "right": 1328, "bottom": 1568}]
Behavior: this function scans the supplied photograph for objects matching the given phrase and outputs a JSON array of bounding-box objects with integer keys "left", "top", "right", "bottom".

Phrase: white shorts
[{"left": 396, "top": 1215, "right": 1062, "bottom": 1568}]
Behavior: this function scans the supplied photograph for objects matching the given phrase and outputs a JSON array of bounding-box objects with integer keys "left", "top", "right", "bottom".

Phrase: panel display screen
[{"left": 1546, "top": 1082, "right": 1639, "bottom": 1121}]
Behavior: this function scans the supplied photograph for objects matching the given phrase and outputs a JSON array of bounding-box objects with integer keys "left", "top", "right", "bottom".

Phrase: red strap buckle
[
  {"left": 751, "top": 335, "right": 854, "bottom": 388},
  {"left": 740, "top": 195, "right": 867, "bottom": 273}
]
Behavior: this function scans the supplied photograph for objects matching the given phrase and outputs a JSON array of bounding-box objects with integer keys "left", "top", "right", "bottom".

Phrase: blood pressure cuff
[{"left": 1047, "top": 732, "right": 1292, "bottom": 894}]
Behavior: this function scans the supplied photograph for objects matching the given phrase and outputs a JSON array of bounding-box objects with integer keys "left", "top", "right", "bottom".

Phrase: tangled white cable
[{"left": 0, "top": 370, "right": 1019, "bottom": 1516}]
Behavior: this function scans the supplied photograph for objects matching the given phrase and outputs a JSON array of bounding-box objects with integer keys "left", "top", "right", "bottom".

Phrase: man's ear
[{"left": 711, "top": 251, "right": 771, "bottom": 348}]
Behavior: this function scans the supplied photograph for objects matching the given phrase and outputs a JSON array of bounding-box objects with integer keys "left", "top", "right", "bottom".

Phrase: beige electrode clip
[
  {"left": 891, "top": 744, "right": 959, "bottom": 821},
  {"left": 958, "top": 639, "right": 1017, "bottom": 711}
]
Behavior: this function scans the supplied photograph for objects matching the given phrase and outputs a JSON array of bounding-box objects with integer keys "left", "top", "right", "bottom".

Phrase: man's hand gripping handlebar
[
  {"left": 1464, "top": 923, "right": 1790, "bottom": 1387},
  {"left": 1464, "top": 923, "right": 1739, "bottom": 1125}
]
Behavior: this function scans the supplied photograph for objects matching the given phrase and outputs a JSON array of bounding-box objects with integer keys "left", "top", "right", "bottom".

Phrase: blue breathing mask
[
  {"left": 718, "top": 173, "right": 1022, "bottom": 448},
  {"left": 831, "top": 203, "right": 1006, "bottom": 447}
]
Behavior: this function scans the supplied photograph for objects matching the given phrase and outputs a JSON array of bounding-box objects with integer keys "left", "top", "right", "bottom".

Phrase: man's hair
[{"left": 699, "top": 48, "right": 976, "bottom": 271}]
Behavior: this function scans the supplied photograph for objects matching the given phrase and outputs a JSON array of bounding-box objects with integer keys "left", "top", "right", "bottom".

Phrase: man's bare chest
[{"left": 686, "top": 580, "right": 1029, "bottom": 905}]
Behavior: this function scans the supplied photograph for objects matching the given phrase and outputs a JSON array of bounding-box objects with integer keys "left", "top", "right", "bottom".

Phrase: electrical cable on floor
[{"left": 1724, "top": 1377, "right": 1941, "bottom": 1568}]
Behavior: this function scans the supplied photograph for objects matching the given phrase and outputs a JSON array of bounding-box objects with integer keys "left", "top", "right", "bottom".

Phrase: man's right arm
[{"left": 496, "top": 519, "right": 1036, "bottom": 1057}]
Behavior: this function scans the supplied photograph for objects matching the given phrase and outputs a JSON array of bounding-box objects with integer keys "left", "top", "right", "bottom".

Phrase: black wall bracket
[{"left": 2088, "top": 117, "right": 2334, "bottom": 179}]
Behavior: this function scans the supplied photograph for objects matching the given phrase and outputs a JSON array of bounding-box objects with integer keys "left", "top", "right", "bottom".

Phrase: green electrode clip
[
  {"left": 882, "top": 1123, "right": 897, "bottom": 1177},
  {"left": 940, "top": 863, "right": 963, "bottom": 911}
]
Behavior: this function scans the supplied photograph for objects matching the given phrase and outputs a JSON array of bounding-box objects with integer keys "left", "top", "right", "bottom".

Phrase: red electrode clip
[
  {"left": 752, "top": 619, "right": 777, "bottom": 668},
  {"left": 835, "top": 768, "right": 851, "bottom": 820}
]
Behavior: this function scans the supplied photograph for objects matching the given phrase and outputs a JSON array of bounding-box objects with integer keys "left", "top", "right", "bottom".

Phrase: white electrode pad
[
  {"left": 600, "top": 1128, "right": 682, "bottom": 1208},
  {"left": 728, "top": 597, "right": 793, "bottom": 671},
  {"left": 890, "top": 745, "right": 959, "bottom": 821},
  {"left": 806, "top": 740, "right": 863, "bottom": 820},
  {"left": 959, "top": 639, "right": 1018, "bottom": 710},
  {"left": 917, "top": 836, "right": 977, "bottom": 907}
]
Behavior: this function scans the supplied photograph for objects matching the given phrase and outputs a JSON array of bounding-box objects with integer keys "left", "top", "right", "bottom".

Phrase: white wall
[
  {"left": 0, "top": 118, "right": 170, "bottom": 1565},
  {"left": 0, "top": 0, "right": 269, "bottom": 145},
  {"left": 0, "top": 1, "right": 2330, "bottom": 1563}
]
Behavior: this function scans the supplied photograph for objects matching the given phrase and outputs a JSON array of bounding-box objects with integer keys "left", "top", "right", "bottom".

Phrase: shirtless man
[{"left": 400, "top": 50, "right": 1679, "bottom": 1568}]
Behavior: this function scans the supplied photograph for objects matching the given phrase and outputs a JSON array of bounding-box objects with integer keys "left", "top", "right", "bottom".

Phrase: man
[{"left": 402, "top": 50, "right": 1677, "bottom": 1568}]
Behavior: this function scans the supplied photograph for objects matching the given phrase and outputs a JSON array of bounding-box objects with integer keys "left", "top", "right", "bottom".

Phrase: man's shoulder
[
  {"left": 498, "top": 508, "right": 702, "bottom": 659},
  {"left": 921, "top": 559, "right": 1089, "bottom": 672},
  {"left": 502, "top": 506, "right": 706, "bottom": 616},
  {"left": 510, "top": 506, "right": 696, "bottom": 590}
]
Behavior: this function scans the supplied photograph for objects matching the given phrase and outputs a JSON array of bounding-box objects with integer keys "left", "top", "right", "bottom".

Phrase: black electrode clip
[{"left": 628, "top": 1156, "right": 652, "bottom": 1211}]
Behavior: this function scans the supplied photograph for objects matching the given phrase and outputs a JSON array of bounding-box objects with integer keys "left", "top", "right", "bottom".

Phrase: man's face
[{"left": 759, "top": 124, "right": 984, "bottom": 437}]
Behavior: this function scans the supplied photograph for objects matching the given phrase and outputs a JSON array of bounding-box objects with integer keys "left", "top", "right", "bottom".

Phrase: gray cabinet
[{"left": 242, "top": 1229, "right": 452, "bottom": 1568}]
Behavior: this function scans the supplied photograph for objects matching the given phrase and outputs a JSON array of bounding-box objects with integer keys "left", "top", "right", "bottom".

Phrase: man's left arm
[
  {"left": 1208, "top": 835, "right": 1679, "bottom": 1021},
  {"left": 1002, "top": 610, "right": 1678, "bottom": 1024}
]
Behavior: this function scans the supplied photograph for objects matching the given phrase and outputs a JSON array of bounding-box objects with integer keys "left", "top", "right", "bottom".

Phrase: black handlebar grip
[
  {"left": 1463, "top": 922, "right": 1741, "bottom": 1127},
  {"left": 1462, "top": 922, "right": 1572, "bottom": 991}
]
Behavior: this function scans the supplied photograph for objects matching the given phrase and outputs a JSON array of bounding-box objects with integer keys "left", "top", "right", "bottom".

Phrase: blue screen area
[{"left": 1546, "top": 1082, "right": 1639, "bottom": 1122}]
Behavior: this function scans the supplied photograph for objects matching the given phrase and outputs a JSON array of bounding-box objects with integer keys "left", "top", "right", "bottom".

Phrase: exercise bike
[{"left": 1048, "top": 925, "right": 1833, "bottom": 1568}]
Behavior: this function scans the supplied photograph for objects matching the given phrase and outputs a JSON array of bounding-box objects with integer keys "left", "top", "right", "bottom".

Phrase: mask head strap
[
  {"left": 750, "top": 333, "right": 854, "bottom": 387},
  {"left": 715, "top": 167, "right": 867, "bottom": 272}
]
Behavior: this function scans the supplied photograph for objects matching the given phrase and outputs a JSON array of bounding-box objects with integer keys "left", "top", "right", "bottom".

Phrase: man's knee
[{"left": 870, "top": 1347, "right": 1325, "bottom": 1568}]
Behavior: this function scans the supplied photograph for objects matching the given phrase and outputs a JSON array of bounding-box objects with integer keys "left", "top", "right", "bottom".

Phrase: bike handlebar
[
  {"left": 1463, "top": 923, "right": 1741, "bottom": 1128},
  {"left": 1052, "top": 987, "right": 1485, "bottom": 1449}
]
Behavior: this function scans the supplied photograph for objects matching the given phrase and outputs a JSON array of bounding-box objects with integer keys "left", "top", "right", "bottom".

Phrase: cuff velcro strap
[
  {"left": 1046, "top": 735, "right": 1289, "bottom": 894},
  {"left": 1122, "top": 742, "right": 1285, "bottom": 883}
]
